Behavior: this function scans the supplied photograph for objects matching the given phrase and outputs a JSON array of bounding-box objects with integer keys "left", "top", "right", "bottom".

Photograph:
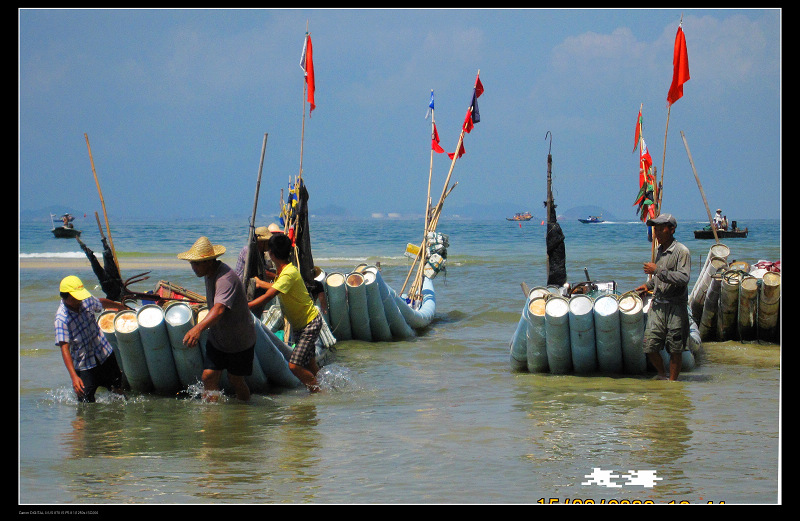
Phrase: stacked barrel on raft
[
  {"left": 509, "top": 288, "right": 701, "bottom": 376},
  {"left": 688, "top": 243, "right": 780, "bottom": 343},
  {"left": 322, "top": 265, "right": 435, "bottom": 342},
  {"left": 97, "top": 301, "right": 314, "bottom": 395}
]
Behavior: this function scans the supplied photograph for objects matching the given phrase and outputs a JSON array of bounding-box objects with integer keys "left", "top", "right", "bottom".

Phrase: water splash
[{"left": 317, "top": 364, "right": 362, "bottom": 392}]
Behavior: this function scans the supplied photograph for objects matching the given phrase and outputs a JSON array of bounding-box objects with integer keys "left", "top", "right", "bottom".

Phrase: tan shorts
[{"left": 643, "top": 302, "right": 689, "bottom": 355}]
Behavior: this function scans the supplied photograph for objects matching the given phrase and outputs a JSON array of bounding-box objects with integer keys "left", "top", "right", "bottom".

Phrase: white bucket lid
[
  {"left": 164, "top": 302, "right": 193, "bottom": 326},
  {"left": 325, "top": 272, "right": 346, "bottom": 287},
  {"left": 136, "top": 305, "right": 164, "bottom": 328},
  {"left": 114, "top": 310, "right": 139, "bottom": 333},
  {"left": 618, "top": 294, "right": 643, "bottom": 314},
  {"left": 594, "top": 295, "right": 619, "bottom": 316},
  {"left": 545, "top": 296, "right": 569, "bottom": 318},
  {"left": 568, "top": 294, "right": 593, "bottom": 315}
]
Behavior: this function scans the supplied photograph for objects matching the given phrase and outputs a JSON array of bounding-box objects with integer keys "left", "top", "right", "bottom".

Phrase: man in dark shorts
[
  {"left": 179, "top": 236, "right": 256, "bottom": 401},
  {"left": 635, "top": 213, "right": 691, "bottom": 381},
  {"left": 55, "top": 275, "right": 126, "bottom": 402}
]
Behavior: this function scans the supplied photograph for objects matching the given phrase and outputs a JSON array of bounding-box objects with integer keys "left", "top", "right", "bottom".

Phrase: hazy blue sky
[{"left": 19, "top": 8, "right": 781, "bottom": 221}]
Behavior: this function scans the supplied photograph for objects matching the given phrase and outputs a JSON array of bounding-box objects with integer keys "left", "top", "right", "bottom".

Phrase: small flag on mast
[
  {"left": 432, "top": 123, "right": 445, "bottom": 154},
  {"left": 300, "top": 33, "right": 316, "bottom": 114},
  {"left": 667, "top": 24, "right": 690, "bottom": 106},
  {"left": 425, "top": 90, "right": 435, "bottom": 119}
]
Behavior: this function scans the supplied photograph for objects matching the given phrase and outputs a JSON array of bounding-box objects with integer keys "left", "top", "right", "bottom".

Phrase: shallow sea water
[{"left": 19, "top": 216, "right": 781, "bottom": 504}]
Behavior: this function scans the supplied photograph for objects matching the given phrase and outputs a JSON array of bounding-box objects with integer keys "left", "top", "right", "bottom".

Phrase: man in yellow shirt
[{"left": 251, "top": 234, "right": 323, "bottom": 392}]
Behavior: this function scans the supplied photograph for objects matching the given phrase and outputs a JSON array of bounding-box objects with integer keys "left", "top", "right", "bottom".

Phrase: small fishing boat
[
  {"left": 51, "top": 213, "right": 81, "bottom": 238},
  {"left": 578, "top": 215, "right": 604, "bottom": 224},
  {"left": 507, "top": 212, "right": 533, "bottom": 221},
  {"left": 693, "top": 223, "right": 748, "bottom": 239}
]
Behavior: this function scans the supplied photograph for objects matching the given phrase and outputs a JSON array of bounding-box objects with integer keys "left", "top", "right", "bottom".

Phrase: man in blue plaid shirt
[{"left": 55, "top": 275, "right": 126, "bottom": 402}]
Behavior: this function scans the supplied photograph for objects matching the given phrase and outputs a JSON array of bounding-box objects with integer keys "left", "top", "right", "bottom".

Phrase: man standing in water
[
  {"left": 55, "top": 275, "right": 126, "bottom": 402},
  {"left": 635, "top": 213, "right": 691, "bottom": 381},
  {"left": 250, "top": 233, "right": 323, "bottom": 392},
  {"left": 179, "top": 237, "right": 256, "bottom": 401}
]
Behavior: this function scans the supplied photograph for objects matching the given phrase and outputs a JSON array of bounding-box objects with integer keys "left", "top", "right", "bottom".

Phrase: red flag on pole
[
  {"left": 448, "top": 141, "right": 465, "bottom": 160},
  {"left": 474, "top": 73, "right": 484, "bottom": 98},
  {"left": 301, "top": 34, "right": 316, "bottom": 113},
  {"left": 667, "top": 25, "right": 690, "bottom": 106},
  {"left": 432, "top": 123, "right": 445, "bottom": 154},
  {"left": 633, "top": 108, "right": 642, "bottom": 153}
]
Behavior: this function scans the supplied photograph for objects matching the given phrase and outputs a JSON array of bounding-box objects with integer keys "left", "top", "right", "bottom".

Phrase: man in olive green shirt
[{"left": 635, "top": 213, "right": 691, "bottom": 381}]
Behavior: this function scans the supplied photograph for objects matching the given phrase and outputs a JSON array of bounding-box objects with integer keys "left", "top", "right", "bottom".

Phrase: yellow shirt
[{"left": 272, "top": 263, "right": 319, "bottom": 330}]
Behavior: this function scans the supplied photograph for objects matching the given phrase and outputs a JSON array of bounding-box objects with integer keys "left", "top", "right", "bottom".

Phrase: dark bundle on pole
[
  {"left": 293, "top": 180, "right": 317, "bottom": 292},
  {"left": 76, "top": 235, "right": 124, "bottom": 301},
  {"left": 544, "top": 132, "right": 567, "bottom": 286}
]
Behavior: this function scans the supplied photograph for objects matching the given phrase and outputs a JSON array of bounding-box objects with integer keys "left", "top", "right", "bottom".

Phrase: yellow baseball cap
[{"left": 60, "top": 275, "right": 92, "bottom": 300}]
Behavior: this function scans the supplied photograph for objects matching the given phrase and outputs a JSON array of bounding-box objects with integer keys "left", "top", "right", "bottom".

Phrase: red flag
[
  {"left": 432, "top": 123, "right": 445, "bottom": 154},
  {"left": 633, "top": 108, "right": 642, "bottom": 153},
  {"left": 301, "top": 34, "right": 316, "bottom": 113},
  {"left": 640, "top": 138, "right": 653, "bottom": 182},
  {"left": 448, "top": 141, "right": 465, "bottom": 160},
  {"left": 463, "top": 110, "right": 474, "bottom": 133},
  {"left": 667, "top": 25, "right": 690, "bottom": 106},
  {"left": 474, "top": 73, "right": 484, "bottom": 98}
]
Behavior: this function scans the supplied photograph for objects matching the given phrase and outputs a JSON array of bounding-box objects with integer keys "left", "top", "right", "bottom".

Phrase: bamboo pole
[
  {"left": 402, "top": 70, "right": 480, "bottom": 300},
  {"left": 298, "top": 21, "right": 309, "bottom": 184},
  {"left": 412, "top": 93, "right": 439, "bottom": 294},
  {"left": 680, "top": 130, "right": 719, "bottom": 243},
  {"left": 658, "top": 15, "right": 683, "bottom": 215},
  {"left": 658, "top": 104, "right": 671, "bottom": 216},
  {"left": 243, "top": 133, "right": 269, "bottom": 284},
  {"left": 84, "top": 133, "right": 119, "bottom": 273}
]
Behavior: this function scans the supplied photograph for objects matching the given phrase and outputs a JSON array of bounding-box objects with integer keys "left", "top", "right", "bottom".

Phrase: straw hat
[
  {"left": 177, "top": 236, "right": 226, "bottom": 262},
  {"left": 267, "top": 223, "right": 283, "bottom": 234},
  {"left": 60, "top": 275, "right": 92, "bottom": 300},
  {"left": 255, "top": 226, "right": 271, "bottom": 241}
]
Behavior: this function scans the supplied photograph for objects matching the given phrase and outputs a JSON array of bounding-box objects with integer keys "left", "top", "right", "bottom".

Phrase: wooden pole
[
  {"left": 680, "top": 130, "right": 720, "bottom": 243},
  {"left": 298, "top": 21, "right": 310, "bottom": 184},
  {"left": 657, "top": 104, "right": 671, "bottom": 216},
  {"left": 545, "top": 131, "right": 553, "bottom": 282},
  {"left": 403, "top": 70, "right": 480, "bottom": 300},
  {"left": 658, "top": 15, "right": 683, "bottom": 215},
  {"left": 243, "top": 133, "right": 269, "bottom": 284},
  {"left": 410, "top": 95, "right": 438, "bottom": 296},
  {"left": 84, "top": 133, "right": 119, "bottom": 273}
]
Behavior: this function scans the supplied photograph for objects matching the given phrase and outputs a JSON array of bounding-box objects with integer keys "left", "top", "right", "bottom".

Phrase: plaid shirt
[{"left": 54, "top": 296, "right": 114, "bottom": 371}]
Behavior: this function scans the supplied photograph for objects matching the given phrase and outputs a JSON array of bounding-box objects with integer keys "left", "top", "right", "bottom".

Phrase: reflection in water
[{"left": 514, "top": 374, "right": 694, "bottom": 500}]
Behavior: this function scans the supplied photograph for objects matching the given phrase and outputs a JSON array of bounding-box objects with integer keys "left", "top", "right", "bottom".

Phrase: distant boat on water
[
  {"left": 51, "top": 213, "right": 81, "bottom": 238},
  {"left": 507, "top": 212, "right": 533, "bottom": 221},
  {"left": 578, "top": 215, "right": 604, "bottom": 224},
  {"left": 694, "top": 222, "right": 749, "bottom": 239}
]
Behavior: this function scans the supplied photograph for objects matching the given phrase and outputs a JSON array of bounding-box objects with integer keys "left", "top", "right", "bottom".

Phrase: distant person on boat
[
  {"left": 713, "top": 209, "right": 723, "bottom": 229},
  {"left": 250, "top": 233, "right": 323, "bottom": 393},
  {"left": 634, "top": 213, "right": 691, "bottom": 381},
  {"left": 235, "top": 224, "right": 283, "bottom": 281},
  {"left": 721, "top": 215, "right": 729, "bottom": 231},
  {"left": 55, "top": 275, "right": 126, "bottom": 402},
  {"left": 178, "top": 236, "right": 256, "bottom": 402}
]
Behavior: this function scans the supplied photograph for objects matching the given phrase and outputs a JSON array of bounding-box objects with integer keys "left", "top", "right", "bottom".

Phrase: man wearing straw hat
[
  {"left": 635, "top": 213, "right": 691, "bottom": 381},
  {"left": 55, "top": 275, "right": 126, "bottom": 402},
  {"left": 234, "top": 224, "right": 282, "bottom": 282},
  {"left": 179, "top": 237, "right": 256, "bottom": 401}
]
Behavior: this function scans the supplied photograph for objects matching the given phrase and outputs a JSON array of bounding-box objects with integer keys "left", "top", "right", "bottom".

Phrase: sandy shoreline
[{"left": 18, "top": 257, "right": 195, "bottom": 270}]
